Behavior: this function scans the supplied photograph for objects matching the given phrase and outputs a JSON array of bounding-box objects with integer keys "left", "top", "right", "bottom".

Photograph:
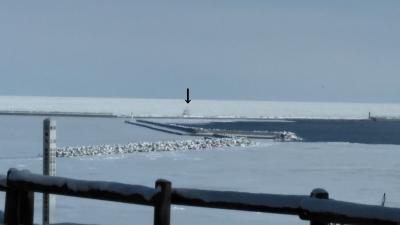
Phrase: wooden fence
[{"left": 0, "top": 169, "right": 400, "bottom": 225}]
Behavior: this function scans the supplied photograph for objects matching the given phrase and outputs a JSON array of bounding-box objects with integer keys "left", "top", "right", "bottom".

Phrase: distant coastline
[
  {"left": 0, "top": 109, "right": 372, "bottom": 120},
  {"left": 0, "top": 96, "right": 399, "bottom": 120},
  {"left": 1, "top": 109, "right": 400, "bottom": 122}
]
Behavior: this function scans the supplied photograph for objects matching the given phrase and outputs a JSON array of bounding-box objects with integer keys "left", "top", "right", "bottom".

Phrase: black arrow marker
[{"left": 185, "top": 88, "right": 191, "bottom": 104}]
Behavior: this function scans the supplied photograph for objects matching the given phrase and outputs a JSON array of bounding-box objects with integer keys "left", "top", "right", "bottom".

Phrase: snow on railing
[
  {"left": 7, "top": 168, "right": 157, "bottom": 205},
  {"left": 1, "top": 169, "right": 400, "bottom": 225},
  {"left": 172, "top": 188, "right": 304, "bottom": 215},
  {"left": 301, "top": 197, "right": 400, "bottom": 224}
]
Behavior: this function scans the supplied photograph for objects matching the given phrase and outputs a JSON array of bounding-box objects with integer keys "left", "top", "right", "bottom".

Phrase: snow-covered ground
[
  {"left": 1, "top": 96, "right": 400, "bottom": 119},
  {"left": 0, "top": 115, "right": 399, "bottom": 224}
]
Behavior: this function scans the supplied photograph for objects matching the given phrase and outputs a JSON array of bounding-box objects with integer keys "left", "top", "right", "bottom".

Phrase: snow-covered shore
[{"left": 56, "top": 137, "right": 252, "bottom": 158}]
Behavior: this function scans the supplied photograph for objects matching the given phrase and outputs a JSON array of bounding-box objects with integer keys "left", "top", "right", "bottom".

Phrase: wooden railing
[
  {"left": 1, "top": 168, "right": 400, "bottom": 225},
  {"left": 0, "top": 174, "right": 6, "bottom": 191}
]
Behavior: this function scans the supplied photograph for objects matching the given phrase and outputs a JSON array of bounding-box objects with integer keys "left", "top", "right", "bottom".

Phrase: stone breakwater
[{"left": 56, "top": 137, "right": 252, "bottom": 158}]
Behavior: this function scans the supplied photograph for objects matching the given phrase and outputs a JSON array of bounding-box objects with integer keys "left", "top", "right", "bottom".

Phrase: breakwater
[{"left": 56, "top": 137, "right": 252, "bottom": 157}]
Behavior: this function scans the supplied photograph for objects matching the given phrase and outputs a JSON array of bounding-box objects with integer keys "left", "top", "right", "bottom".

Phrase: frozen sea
[
  {"left": 0, "top": 115, "right": 399, "bottom": 225},
  {"left": 187, "top": 119, "right": 400, "bottom": 145},
  {"left": 1, "top": 95, "right": 400, "bottom": 119}
]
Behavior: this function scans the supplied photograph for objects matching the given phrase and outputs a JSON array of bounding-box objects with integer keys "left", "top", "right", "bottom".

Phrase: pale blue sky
[{"left": 0, "top": 1, "right": 399, "bottom": 102}]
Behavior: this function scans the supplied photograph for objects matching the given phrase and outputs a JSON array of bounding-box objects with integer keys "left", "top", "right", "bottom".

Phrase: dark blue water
[{"left": 187, "top": 119, "right": 400, "bottom": 145}]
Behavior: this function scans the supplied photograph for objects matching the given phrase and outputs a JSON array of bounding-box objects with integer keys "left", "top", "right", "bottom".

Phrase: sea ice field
[
  {"left": 1, "top": 96, "right": 400, "bottom": 119},
  {"left": 0, "top": 113, "right": 399, "bottom": 225}
]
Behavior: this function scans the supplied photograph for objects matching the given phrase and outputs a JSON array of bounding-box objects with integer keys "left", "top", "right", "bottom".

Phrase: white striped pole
[{"left": 43, "top": 119, "right": 56, "bottom": 224}]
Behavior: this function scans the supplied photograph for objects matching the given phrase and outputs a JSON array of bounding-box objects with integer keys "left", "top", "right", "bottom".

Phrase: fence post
[
  {"left": 4, "top": 169, "right": 18, "bottom": 225},
  {"left": 310, "top": 188, "right": 329, "bottom": 225},
  {"left": 4, "top": 169, "right": 34, "bottom": 225},
  {"left": 154, "top": 179, "right": 171, "bottom": 225},
  {"left": 43, "top": 119, "right": 56, "bottom": 224}
]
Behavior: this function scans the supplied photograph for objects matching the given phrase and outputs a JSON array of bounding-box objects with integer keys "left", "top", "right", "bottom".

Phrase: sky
[{"left": 0, "top": 1, "right": 399, "bottom": 103}]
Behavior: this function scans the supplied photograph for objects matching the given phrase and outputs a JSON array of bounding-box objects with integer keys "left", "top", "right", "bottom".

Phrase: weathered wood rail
[
  {"left": 0, "top": 174, "right": 6, "bottom": 191},
  {"left": 1, "top": 169, "right": 399, "bottom": 225}
]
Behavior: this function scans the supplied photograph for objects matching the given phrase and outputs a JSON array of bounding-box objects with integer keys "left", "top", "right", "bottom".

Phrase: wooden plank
[
  {"left": 4, "top": 170, "right": 34, "bottom": 225},
  {"left": 301, "top": 198, "right": 399, "bottom": 225},
  {"left": 4, "top": 182, "right": 18, "bottom": 225},
  {"left": 5, "top": 169, "right": 400, "bottom": 225},
  {"left": 7, "top": 169, "right": 157, "bottom": 206},
  {"left": 154, "top": 179, "right": 171, "bottom": 225},
  {"left": 309, "top": 189, "right": 329, "bottom": 225},
  {"left": 0, "top": 174, "right": 6, "bottom": 191},
  {"left": 172, "top": 188, "right": 304, "bottom": 215},
  {"left": 18, "top": 189, "right": 34, "bottom": 225}
]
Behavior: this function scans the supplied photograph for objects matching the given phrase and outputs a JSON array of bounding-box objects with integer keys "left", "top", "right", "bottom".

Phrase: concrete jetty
[{"left": 125, "top": 119, "right": 302, "bottom": 141}]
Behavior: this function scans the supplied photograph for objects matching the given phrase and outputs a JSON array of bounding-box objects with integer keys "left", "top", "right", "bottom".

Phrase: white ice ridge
[{"left": 56, "top": 137, "right": 252, "bottom": 158}]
